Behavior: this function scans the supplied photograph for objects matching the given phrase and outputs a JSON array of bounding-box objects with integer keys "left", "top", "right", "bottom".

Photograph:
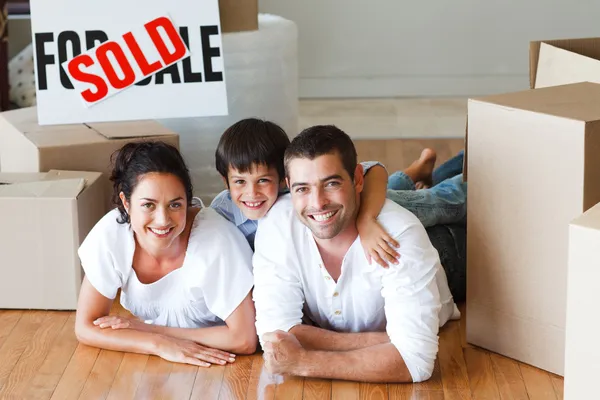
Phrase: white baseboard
[{"left": 299, "top": 75, "right": 530, "bottom": 98}]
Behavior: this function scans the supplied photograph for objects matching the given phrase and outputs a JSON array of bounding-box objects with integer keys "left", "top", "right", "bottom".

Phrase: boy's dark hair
[
  {"left": 110, "top": 141, "right": 194, "bottom": 224},
  {"left": 284, "top": 125, "right": 357, "bottom": 180},
  {"left": 215, "top": 118, "right": 290, "bottom": 183}
]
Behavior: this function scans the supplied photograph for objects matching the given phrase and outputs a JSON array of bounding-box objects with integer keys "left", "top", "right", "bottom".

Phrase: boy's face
[{"left": 226, "top": 163, "right": 281, "bottom": 220}]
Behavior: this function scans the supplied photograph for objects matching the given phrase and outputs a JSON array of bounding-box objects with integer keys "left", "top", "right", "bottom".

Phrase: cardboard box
[
  {"left": 564, "top": 202, "right": 600, "bottom": 399},
  {"left": 0, "top": 106, "right": 179, "bottom": 211},
  {"left": 0, "top": 170, "right": 105, "bottom": 310},
  {"left": 219, "top": 0, "right": 258, "bottom": 33},
  {"left": 465, "top": 82, "right": 600, "bottom": 375},
  {"left": 530, "top": 37, "right": 600, "bottom": 89}
]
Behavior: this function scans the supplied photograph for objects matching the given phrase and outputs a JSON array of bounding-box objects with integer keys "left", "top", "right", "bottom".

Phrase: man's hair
[
  {"left": 284, "top": 125, "right": 357, "bottom": 180},
  {"left": 215, "top": 118, "right": 291, "bottom": 182}
]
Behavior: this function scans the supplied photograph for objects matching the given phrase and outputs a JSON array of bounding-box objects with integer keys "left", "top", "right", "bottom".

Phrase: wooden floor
[{"left": 0, "top": 139, "right": 564, "bottom": 399}]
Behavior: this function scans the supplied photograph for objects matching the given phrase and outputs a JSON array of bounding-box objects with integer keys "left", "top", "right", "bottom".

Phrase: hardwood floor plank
[
  {"left": 132, "top": 356, "right": 173, "bottom": 400},
  {"left": 463, "top": 347, "right": 501, "bottom": 400},
  {"left": 489, "top": 353, "right": 528, "bottom": 400},
  {"left": 105, "top": 354, "right": 149, "bottom": 400},
  {"left": 157, "top": 362, "right": 199, "bottom": 400},
  {"left": 519, "top": 364, "right": 558, "bottom": 400},
  {"left": 0, "top": 312, "right": 68, "bottom": 399},
  {"left": 78, "top": 349, "right": 123, "bottom": 400},
  {"left": 25, "top": 314, "right": 79, "bottom": 400},
  {"left": 274, "top": 375, "right": 303, "bottom": 400},
  {"left": 0, "top": 311, "right": 47, "bottom": 390},
  {"left": 303, "top": 378, "right": 332, "bottom": 400},
  {"left": 0, "top": 310, "right": 23, "bottom": 349},
  {"left": 245, "top": 355, "right": 281, "bottom": 400},
  {"left": 444, "top": 390, "right": 472, "bottom": 400},
  {"left": 189, "top": 364, "right": 226, "bottom": 400},
  {"left": 331, "top": 381, "right": 359, "bottom": 400},
  {"left": 358, "top": 382, "right": 387, "bottom": 400},
  {"left": 438, "top": 322, "right": 469, "bottom": 391},
  {"left": 218, "top": 355, "right": 253, "bottom": 400},
  {"left": 50, "top": 344, "right": 101, "bottom": 400},
  {"left": 550, "top": 373, "right": 564, "bottom": 400}
]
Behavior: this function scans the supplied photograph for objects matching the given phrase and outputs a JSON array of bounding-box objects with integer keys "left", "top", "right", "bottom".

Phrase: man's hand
[{"left": 262, "top": 330, "right": 307, "bottom": 375}]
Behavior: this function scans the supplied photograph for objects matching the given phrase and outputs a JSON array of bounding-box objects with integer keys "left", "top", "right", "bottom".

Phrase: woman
[{"left": 75, "top": 141, "right": 257, "bottom": 367}]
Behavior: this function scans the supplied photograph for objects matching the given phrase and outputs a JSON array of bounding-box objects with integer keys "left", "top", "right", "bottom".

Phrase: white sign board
[{"left": 29, "top": 0, "right": 228, "bottom": 125}]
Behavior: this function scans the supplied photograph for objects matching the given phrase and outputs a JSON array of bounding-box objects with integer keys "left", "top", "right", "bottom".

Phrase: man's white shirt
[{"left": 252, "top": 194, "right": 459, "bottom": 382}]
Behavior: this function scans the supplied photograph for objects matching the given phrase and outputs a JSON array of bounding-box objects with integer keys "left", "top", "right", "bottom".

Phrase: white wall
[{"left": 259, "top": 0, "right": 600, "bottom": 98}]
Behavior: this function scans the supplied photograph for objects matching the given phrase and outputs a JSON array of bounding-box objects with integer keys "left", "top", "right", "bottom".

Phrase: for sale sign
[{"left": 30, "top": 0, "right": 228, "bottom": 125}]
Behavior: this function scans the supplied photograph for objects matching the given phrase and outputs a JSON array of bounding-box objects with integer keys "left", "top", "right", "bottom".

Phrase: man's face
[
  {"left": 226, "top": 163, "right": 281, "bottom": 220},
  {"left": 286, "top": 153, "right": 363, "bottom": 240}
]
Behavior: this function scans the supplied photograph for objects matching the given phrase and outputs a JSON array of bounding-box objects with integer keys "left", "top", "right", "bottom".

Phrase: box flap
[
  {"left": 219, "top": 0, "right": 258, "bottom": 33},
  {"left": 470, "top": 82, "right": 600, "bottom": 122},
  {"left": 44, "top": 170, "right": 103, "bottom": 190},
  {"left": 535, "top": 43, "right": 600, "bottom": 89},
  {"left": 0, "top": 178, "right": 86, "bottom": 198},
  {"left": 87, "top": 121, "right": 176, "bottom": 139},
  {"left": 530, "top": 37, "right": 600, "bottom": 88},
  {"left": 571, "top": 202, "right": 600, "bottom": 230},
  {"left": 0, "top": 106, "right": 104, "bottom": 147}
]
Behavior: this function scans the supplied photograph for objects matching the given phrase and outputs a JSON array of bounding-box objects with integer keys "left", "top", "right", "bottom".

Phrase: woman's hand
[
  {"left": 93, "top": 315, "right": 150, "bottom": 332},
  {"left": 357, "top": 217, "right": 400, "bottom": 268},
  {"left": 155, "top": 336, "right": 237, "bottom": 367}
]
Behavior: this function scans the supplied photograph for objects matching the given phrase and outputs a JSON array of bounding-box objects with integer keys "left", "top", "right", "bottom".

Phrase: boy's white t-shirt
[{"left": 78, "top": 200, "right": 254, "bottom": 328}]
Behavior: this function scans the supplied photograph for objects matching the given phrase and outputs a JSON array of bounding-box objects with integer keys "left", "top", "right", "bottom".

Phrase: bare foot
[{"left": 404, "top": 148, "right": 437, "bottom": 187}]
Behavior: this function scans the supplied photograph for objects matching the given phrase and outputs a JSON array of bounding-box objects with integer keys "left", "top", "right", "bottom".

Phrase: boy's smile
[{"left": 226, "top": 163, "right": 281, "bottom": 220}]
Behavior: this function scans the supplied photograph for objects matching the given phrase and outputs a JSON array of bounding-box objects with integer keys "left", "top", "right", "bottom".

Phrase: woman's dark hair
[
  {"left": 215, "top": 118, "right": 291, "bottom": 183},
  {"left": 110, "top": 141, "right": 194, "bottom": 224}
]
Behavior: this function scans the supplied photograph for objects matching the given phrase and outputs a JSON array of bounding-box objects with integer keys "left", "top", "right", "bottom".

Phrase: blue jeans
[
  {"left": 432, "top": 150, "right": 464, "bottom": 186},
  {"left": 386, "top": 174, "right": 466, "bottom": 228}
]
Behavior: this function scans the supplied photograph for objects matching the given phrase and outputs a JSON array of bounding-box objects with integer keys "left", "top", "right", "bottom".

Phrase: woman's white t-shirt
[{"left": 78, "top": 201, "right": 255, "bottom": 328}]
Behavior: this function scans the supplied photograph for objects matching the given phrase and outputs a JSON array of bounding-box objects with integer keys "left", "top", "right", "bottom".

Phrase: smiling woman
[{"left": 74, "top": 141, "right": 257, "bottom": 368}]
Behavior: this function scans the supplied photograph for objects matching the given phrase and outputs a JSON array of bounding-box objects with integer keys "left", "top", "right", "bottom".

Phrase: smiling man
[{"left": 252, "top": 125, "right": 459, "bottom": 383}]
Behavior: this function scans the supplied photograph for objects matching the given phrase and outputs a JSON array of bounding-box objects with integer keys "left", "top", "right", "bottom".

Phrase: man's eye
[{"left": 234, "top": 180, "right": 245, "bottom": 185}]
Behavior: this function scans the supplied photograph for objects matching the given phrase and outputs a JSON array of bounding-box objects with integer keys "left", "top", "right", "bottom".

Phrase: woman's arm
[
  {"left": 95, "top": 291, "right": 258, "bottom": 355},
  {"left": 76, "top": 277, "right": 235, "bottom": 366}
]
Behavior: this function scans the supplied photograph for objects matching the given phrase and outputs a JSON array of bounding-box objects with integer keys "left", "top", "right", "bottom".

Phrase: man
[{"left": 252, "top": 125, "right": 459, "bottom": 383}]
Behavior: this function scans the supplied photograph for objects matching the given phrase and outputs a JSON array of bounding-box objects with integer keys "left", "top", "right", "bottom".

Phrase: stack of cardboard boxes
[
  {"left": 0, "top": 1, "right": 259, "bottom": 310},
  {"left": 465, "top": 38, "right": 600, "bottom": 399}
]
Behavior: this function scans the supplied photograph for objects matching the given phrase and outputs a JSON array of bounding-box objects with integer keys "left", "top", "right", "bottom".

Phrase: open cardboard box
[
  {"left": 0, "top": 106, "right": 179, "bottom": 212},
  {"left": 465, "top": 81, "right": 600, "bottom": 375},
  {"left": 464, "top": 37, "right": 600, "bottom": 181},
  {"left": 0, "top": 170, "right": 105, "bottom": 310}
]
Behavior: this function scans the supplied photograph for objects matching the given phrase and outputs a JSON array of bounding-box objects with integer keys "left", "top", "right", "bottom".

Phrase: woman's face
[{"left": 120, "top": 172, "right": 188, "bottom": 254}]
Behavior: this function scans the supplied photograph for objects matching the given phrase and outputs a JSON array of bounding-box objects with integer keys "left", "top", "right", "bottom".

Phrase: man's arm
[
  {"left": 289, "top": 324, "right": 389, "bottom": 351},
  {"left": 252, "top": 208, "right": 306, "bottom": 345},
  {"left": 297, "top": 343, "right": 411, "bottom": 382}
]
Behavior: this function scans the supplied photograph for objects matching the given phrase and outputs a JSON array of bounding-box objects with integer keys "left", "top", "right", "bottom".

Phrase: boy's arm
[{"left": 357, "top": 162, "right": 400, "bottom": 267}]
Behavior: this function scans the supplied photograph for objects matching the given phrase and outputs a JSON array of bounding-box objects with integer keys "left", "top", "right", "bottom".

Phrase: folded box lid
[
  {"left": 0, "top": 170, "right": 102, "bottom": 199},
  {"left": 571, "top": 202, "right": 600, "bottom": 231},
  {"left": 530, "top": 37, "right": 600, "bottom": 88},
  {"left": 470, "top": 81, "right": 600, "bottom": 122},
  {"left": 0, "top": 106, "right": 176, "bottom": 147}
]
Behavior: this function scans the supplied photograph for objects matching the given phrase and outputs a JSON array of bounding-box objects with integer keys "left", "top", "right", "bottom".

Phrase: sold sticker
[{"left": 62, "top": 14, "right": 189, "bottom": 106}]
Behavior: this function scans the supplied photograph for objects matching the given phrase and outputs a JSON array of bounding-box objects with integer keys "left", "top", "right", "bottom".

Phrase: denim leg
[
  {"left": 387, "top": 171, "right": 416, "bottom": 191},
  {"left": 386, "top": 174, "right": 467, "bottom": 228},
  {"left": 432, "top": 150, "right": 464, "bottom": 186}
]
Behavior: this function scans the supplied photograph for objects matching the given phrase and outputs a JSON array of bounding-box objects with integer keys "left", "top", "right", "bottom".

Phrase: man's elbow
[{"left": 404, "top": 358, "right": 435, "bottom": 383}]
